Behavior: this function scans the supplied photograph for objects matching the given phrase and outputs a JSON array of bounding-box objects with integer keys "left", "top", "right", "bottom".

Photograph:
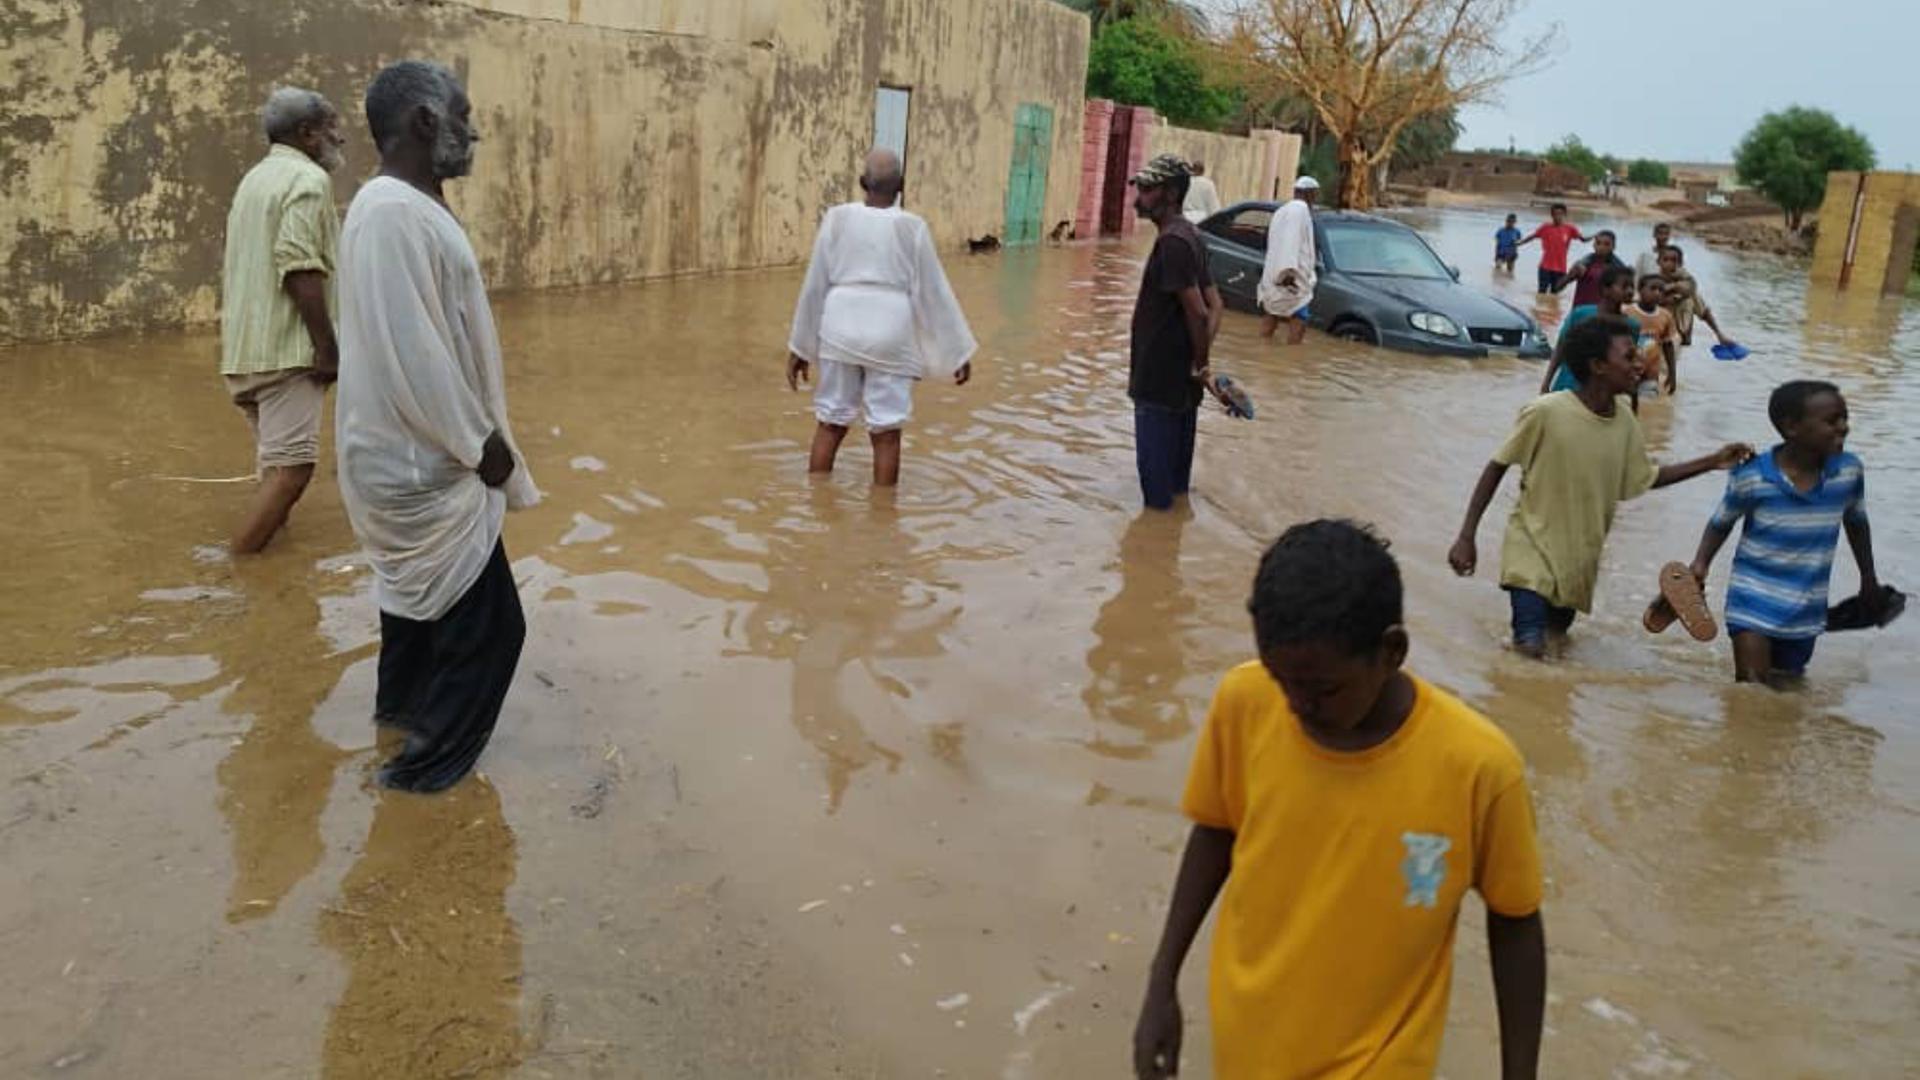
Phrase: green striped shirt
[{"left": 219, "top": 144, "right": 338, "bottom": 375}]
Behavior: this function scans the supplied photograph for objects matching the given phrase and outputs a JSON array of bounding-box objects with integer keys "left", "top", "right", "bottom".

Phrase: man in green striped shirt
[{"left": 219, "top": 87, "right": 345, "bottom": 553}]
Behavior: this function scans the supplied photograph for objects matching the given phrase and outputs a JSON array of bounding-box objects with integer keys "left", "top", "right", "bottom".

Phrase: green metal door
[{"left": 1004, "top": 104, "right": 1053, "bottom": 246}]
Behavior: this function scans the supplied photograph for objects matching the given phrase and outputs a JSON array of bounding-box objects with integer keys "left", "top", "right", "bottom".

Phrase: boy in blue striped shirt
[{"left": 1688, "top": 381, "right": 1883, "bottom": 683}]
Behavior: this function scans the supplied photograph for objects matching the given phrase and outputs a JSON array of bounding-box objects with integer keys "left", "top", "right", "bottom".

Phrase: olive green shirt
[
  {"left": 1494, "top": 390, "right": 1659, "bottom": 612},
  {"left": 219, "top": 144, "right": 338, "bottom": 375}
]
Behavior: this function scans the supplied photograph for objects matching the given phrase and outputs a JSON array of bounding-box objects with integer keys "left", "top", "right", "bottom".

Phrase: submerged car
[{"left": 1197, "top": 202, "right": 1552, "bottom": 359}]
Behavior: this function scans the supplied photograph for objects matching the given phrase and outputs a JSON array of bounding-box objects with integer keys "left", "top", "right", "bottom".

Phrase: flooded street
[{"left": 3, "top": 207, "right": 1918, "bottom": 1078}]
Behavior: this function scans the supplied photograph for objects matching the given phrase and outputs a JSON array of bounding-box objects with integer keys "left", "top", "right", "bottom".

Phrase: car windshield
[{"left": 1323, "top": 222, "right": 1451, "bottom": 279}]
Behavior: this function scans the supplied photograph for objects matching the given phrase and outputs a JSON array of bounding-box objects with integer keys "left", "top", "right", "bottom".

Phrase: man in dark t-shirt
[{"left": 1128, "top": 153, "right": 1224, "bottom": 511}]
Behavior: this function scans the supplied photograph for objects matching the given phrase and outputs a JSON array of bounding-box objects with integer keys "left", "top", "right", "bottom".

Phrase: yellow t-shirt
[
  {"left": 220, "top": 144, "right": 339, "bottom": 375},
  {"left": 1182, "top": 663, "right": 1542, "bottom": 1080},
  {"left": 1494, "top": 390, "right": 1658, "bottom": 611}
]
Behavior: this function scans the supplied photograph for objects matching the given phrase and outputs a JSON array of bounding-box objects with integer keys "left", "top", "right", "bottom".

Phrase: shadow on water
[{"left": 319, "top": 778, "right": 523, "bottom": 1079}]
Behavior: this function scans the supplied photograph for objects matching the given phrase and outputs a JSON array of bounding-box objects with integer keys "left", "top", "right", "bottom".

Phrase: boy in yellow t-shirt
[
  {"left": 1447, "top": 316, "right": 1751, "bottom": 658},
  {"left": 1133, "top": 520, "right": 1545, "bottom": 1080}
]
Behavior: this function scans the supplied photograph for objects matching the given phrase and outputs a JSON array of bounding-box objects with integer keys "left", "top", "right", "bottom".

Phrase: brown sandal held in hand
[
  {"left": 1658, "top": 562, "right": 1717, "bottom": 642},
  {"left": 1643, "top": 594, "right": 1678, "bottom": 634}
]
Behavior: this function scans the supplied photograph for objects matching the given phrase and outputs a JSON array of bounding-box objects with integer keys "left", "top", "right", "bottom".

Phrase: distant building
[{"left": 1412, "top": 151, "right": 1543, "bottom": 195}]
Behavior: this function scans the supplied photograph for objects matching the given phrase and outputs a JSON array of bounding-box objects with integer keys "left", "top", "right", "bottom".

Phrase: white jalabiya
[
  {"left": 335, "top": 176, "right": 539, "bottom": 622},
  {"left": 1182, "top": 175, "right": 1222, "bottom": 222},
  {"left": 1258, "top": 197, "right": 1317, "bottom": 317},
  {"left": 787, "top": 203, "right": 977, "bottom": 380}
]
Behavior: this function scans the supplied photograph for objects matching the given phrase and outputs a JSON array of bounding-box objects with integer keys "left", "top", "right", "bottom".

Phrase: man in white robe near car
[{"left": 1260, "top": 176, "right": 1320, "bottom": 345}]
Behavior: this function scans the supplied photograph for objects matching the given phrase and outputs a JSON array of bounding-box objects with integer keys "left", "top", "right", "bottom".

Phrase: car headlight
[{"left": 1408, "top": 312, "right": 1460, "bottom": 337}]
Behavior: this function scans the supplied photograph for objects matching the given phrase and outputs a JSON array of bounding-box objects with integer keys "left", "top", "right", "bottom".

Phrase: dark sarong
[{"left": 374, "top": 540, "right": 525, "bottom": 792}]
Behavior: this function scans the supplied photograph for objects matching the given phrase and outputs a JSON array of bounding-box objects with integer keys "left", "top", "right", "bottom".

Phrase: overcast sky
[{"left": 1455, "top": 1, "right": 1915, "bottom": 167}]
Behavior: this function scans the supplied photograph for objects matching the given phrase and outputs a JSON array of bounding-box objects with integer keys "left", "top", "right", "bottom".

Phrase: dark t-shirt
[
  {"left": 1567, "top": 252, "right": 1628, "bottom": 306},
  {"left": 1130, "top": 218, "right": 1213, "bottom": 410}
]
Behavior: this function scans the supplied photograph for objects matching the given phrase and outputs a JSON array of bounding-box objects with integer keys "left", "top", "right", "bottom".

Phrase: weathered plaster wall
[
  {"left": 1144, "top": 124, "right": 1268, "bottom": 208},
  {"left": 0, "top": 0, "right": 1088, "bottom": 345},
  {"left": 1811, "top": 171, "right": 1920, "bottom": 294}
]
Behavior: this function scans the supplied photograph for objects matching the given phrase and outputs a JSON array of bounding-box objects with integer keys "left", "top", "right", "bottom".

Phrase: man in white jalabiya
[
  {"left": 336, "top": 60, "right": 539, "bottom": 793},
  {"left": 786, "top": 148, "right": 976, "bottom": 487},
  {"left": 1260, "top": 175, "right": 1320, "bottom": 345},
  {"left": 1182, "top": 159, "right": 1222, "bottom": 223}
]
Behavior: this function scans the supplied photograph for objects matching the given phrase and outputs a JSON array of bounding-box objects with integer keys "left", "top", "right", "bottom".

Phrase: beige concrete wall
[
  {"left": 0, "top": 0, "right": 1088, "bottom": 345},
  {"left": 1811, "top": 171, "right": 1920, "bottom": 292},
  {"left": 1145, "top": 124, "right": 1262, "bottom": 208}
]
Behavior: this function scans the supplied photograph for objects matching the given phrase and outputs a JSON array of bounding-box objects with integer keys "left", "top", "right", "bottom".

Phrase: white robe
[
  {"left": 335, "top": 177, "right": 539, "bottom": 622},
  {"left": 1182, "top": 176, "right": 1222, "bottom": 222},
  {"left": 1259, "top": 197, "right": 1317, "bottom": 317},
  {"left": 787, "top": 203, "right": 977, "bottom": 380}
]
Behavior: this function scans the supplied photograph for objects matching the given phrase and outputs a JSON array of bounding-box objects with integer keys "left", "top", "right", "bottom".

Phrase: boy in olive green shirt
[{"left": 1448, "top": 316, "right": 1751, "bottom": 657}]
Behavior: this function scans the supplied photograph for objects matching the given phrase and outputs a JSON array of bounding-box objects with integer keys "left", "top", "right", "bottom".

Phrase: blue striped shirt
[{"left": 1710, "top": 447, "right": 1867, "bottom": 639}]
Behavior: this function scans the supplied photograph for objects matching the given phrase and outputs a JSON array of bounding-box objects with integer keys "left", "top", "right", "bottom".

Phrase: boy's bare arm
[
  {"left": 1688, "top": 521, "right": 1734, "bottom": 582},
  {"left": 1449, "top": 462, "right": 1510, "bottom": 576},
  {"left": 1844, "top": 516, "right": 1882, "bottom": 597},
  {"left": 1135, "top": 825, "right": 1234, "bottom": 1080},
  {"left": 1654, "top": 443, "right": 1753, "bottom": 489},
  {"left": 1488, "top": 911, "right": 1546, "bottom": 1080},
  {"left": 1662, "top": 339, "right": 1678, "bottom": 392}
]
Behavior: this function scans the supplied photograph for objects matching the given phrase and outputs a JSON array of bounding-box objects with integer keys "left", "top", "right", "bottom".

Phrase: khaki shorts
[{"left": 226, "top": 368, "right": 324, "bottom": 469}]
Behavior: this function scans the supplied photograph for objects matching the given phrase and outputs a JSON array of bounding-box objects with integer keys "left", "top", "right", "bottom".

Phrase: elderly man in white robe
[
  {"left": 336, "top": 60, "right": 539, "bottom": 793},
  {"left": 1182, "top": 159, "right": 1222, "bottom": 223},
  {"left": 1260, "top": 175, "right": 1320, "bottom": 345},
  {"left": 786, "top": 148, "right": 976, "bottom": 487}
]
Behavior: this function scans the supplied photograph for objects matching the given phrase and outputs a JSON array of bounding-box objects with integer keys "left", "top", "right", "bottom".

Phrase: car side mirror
[{"left": 1447, "top": 264, "right": 1461, "bottom": 281}]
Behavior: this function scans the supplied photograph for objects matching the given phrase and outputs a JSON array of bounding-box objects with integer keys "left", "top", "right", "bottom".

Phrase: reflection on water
[
  {"left": 0, "top": 208, "right": 1915, "bottom": 1077},
  {"left": 320, "top": 778, "right": 523, "bottom": 1079}
]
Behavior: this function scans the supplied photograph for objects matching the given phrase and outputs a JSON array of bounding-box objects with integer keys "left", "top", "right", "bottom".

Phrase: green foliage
[
  {"left": 1542, "top": 135, "right": 1606, "bottom": 184},
  {"left": 1734, "top": 106, "right": 1876, "bottom": 228},
  {"left": 1626, "top": 158, "right": 1671, "bottom": 187},
  {"left": 1296, "top": 139, "right": 1341, "bottom": 193},
  {"left": 1392, "top": 107, "right": 1461, "bottom": 172},
  {"left": 1085, "top": 17, "right": 1233, "bottom": 130}
]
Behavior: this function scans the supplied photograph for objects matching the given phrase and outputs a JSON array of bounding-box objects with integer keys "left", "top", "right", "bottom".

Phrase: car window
[
  {"left": 1323, "top": 222, "right": 1451, "bottom": 279},
  {"left": 1204, "top": 207, "right": 1272, "bottom": 252}
]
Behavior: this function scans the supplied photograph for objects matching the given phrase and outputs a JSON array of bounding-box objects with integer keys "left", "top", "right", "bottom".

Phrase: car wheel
[{"left": 1331, "top": 320, "right": 1376, "bottom": 345}]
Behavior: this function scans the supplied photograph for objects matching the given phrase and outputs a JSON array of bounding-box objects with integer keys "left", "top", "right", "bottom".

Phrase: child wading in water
[
  {"left": 1495, "top": 213, "right": 1523, "bottom": 272},
  {"left": 1541, "top": 265, "right": 1636, "bottom": 394},
  {"left": 1628, "top": 274, "right": 1677, "bottom": 396},
  {"left": 1451, "top": 317, "right": 1751, "bottom": 658},
  {"left": 1134, "top": 520, "right": 1547, "bottom": 1080},
  {"left": 1688, "top": 381, "right": 1884, "bottom": 684}
]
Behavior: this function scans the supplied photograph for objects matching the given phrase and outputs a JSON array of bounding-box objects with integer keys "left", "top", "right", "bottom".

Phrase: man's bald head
[{"left": 860, "top": 148, "right": 904, "bottom": 204}]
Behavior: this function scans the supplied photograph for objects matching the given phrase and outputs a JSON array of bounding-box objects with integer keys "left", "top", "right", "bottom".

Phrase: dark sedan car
[{"left": 1197, "top": 202, "right": 1552, "bottom": 359}]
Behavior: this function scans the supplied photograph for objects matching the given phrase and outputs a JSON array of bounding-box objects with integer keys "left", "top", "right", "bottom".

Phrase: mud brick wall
[
  {"left": 1811, "top": 171, "right": 1920, "bottom": 294},
  {"left": 1143, "top": 124, "right": 1301, "bottom": 211},
  {"left": 0, "top": 0, "right": 1089, "bottom": 344}
]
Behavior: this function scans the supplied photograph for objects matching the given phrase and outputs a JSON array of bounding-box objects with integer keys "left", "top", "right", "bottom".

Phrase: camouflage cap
[{"left": 1130, "top": 153, "right": 1191, "bottom": 188}]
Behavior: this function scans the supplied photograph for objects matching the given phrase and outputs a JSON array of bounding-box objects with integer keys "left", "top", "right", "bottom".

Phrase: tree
[
  {"left": 1734, "top": 106, "right": 1876, "bottom": 230},
  {"left": 1626, "top": 158, "right": 1670, "bottom": 187},
  {"left": 1086, "top": 17, "right": 1234, "bottom": 130},
  {"left": 1053, "top": 0, "right": 1209, "bottom": 34},
  {"left": 1393, "top": 105, "right": 1461, "bottom": 171},
  {"left": 1224, "top": 0, "right": 1555, "bottom": 209},
  {"left": 1542, "top": 135, "right": 1605, "bottom": 184}
]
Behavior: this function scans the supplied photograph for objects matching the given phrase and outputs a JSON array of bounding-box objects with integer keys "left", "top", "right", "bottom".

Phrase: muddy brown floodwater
[{"left": 2, "top": 208, "right": 1917, "bottom": 1079}]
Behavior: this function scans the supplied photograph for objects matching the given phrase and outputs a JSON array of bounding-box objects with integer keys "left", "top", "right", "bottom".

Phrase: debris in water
[
  {"left": 1014, "top": 984, "right": 1073, "bottom": 1036},
  {"left": 898, "top": 952, "right": 915, "bottom": 967},
  {"left": 936, "top": 993, "right": 969, "bottom": 1011},
  {"left": 890, "top": 923, "right": 907, "bottom": 936},
  {"left": 797, "top": 899, "right": 828, "bottom": 914},
  {"left": 1584, "top": 998, "right": 1638, "bottom": 1025}
]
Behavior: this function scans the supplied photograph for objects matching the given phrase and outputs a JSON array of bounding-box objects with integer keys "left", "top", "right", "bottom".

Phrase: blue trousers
[
  {"left": 1507, "top": 587, "right": 1576, "bottom": 650},
  {"left": 1134, "top": 403, "right": 1197, "bottom": 510}
]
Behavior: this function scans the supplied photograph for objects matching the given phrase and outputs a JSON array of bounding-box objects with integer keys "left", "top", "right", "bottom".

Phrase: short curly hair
[{"left": 1248, "top": 520, "right": 1403, "bottom": 656}]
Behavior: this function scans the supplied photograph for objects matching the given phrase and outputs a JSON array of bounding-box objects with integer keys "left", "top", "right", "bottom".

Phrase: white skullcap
[{"left": 1293, "top": 176, "right": 1320, "bottom": 191}]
